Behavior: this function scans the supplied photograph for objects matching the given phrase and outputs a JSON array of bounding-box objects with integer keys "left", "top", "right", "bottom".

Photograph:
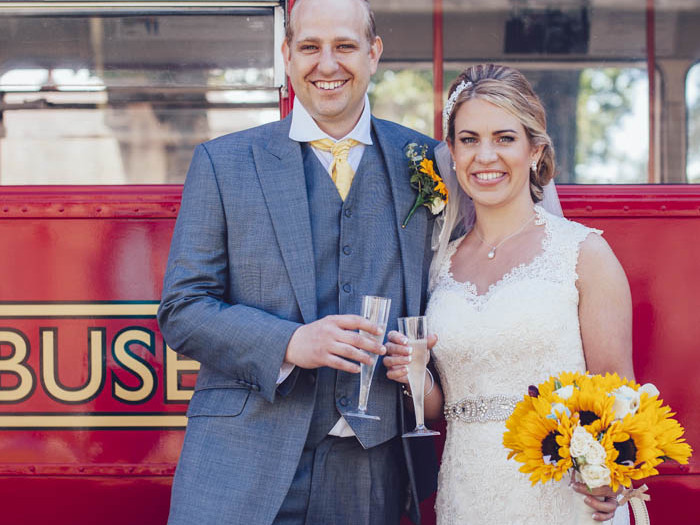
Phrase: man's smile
[{"left": 312, "top": 79, "right": 349, "bottom": 90}]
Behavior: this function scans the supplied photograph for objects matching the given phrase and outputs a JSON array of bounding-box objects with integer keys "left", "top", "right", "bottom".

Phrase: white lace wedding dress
[{"left": 427, "top": 206, "right": 630, "bottom": 525}]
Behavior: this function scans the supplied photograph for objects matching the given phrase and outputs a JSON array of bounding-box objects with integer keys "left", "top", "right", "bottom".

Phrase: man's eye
[
  {"left": 338, "top": 44, "right": 357, "bottom": 50},
  {"left": 300, "top": 45, "right": 318, "bottom": 52}
]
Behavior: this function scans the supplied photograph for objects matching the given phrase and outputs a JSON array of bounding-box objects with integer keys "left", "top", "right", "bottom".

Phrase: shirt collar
[{"left": 289, "top": 94, "right": 373, "bottom": 145}]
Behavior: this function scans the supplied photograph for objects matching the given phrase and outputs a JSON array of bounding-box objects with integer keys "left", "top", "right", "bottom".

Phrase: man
[{"left": 158, "top": 0, "right": 438, "bottom": 523}]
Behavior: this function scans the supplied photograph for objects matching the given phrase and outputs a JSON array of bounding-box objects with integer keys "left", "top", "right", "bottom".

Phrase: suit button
[
  {"left": 344, "top": 208, "right": 352, "bottom": 218},
  {"left": 342, "top": 284, "right": 352, "bottom": 293},
  {"left": 339, "top": 396, "right": 349, "bottom": 407},
  {"left": 342, "top": 245, "right": 352, "bottom": 256}
]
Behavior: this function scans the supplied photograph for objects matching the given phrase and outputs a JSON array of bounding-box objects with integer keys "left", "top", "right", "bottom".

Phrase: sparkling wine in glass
[
  {"left": 398, "top": 316, "right": 440, "bottom": 437},
  {"left": 345, "top": 295, "right": 391, "bottom": 421}
]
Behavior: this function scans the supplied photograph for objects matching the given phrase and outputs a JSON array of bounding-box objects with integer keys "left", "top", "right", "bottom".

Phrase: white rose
[
  {"left": 579, "top": 464, "right": 611, "bottom": 489},
  {"left": 583, "top": 440, "right": 607, "bottom": 466},
  {"left": 611, "top": 385, "right": 640, "bottom": 420},
  {"left": 639, "top": 383, "right": 660, "bottom": 398},
  {"left": 553, "top": 384, "right": 574, "bottom": 400},
  {"left": 547, "top": 402, "right": 571, "bottom": 421},
  {"left": 429, "top": 198, "right": 446, "bottom": 215},
  {"left": 569, "top": 425, "right": 595, "bottom": 458}
]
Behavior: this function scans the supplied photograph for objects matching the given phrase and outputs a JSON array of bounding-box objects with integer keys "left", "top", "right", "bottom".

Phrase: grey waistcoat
[{"left": 302, "top": 133, "right": 406, "bottom": 449}]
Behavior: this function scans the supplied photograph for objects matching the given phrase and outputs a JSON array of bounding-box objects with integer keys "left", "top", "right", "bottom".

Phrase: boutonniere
[{"left": 402, "top": 142, "right": 449, "bottom": 228}]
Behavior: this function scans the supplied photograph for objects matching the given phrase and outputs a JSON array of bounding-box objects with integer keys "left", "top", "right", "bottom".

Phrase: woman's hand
[
  {"left": 571, "top": 481, "right": 622, "bottom": 522},
  {"left": 382, "top": 330, "right": 436, "bottom": 384},
  {"left": 384, "top": 330, "right": 444, "bottom": 420}
]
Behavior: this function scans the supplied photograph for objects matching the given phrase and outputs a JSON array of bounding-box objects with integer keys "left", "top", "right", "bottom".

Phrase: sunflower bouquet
[{"left": 503, "top": 371, "right": 692, "bottom": 495}]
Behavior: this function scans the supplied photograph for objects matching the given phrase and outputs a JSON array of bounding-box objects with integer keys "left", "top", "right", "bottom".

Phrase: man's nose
[{"left": 317, "top": 47, "right": 339, "bottom": 74}]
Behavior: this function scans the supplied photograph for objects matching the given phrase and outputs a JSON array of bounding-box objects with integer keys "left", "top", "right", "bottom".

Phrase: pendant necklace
[{"left": 473, "top": 214, "right": 535, "bottom": 260}]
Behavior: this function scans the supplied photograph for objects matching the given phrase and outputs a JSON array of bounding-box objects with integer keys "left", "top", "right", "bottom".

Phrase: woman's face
[{"left": 448, "top": 98, "right": 541, "bottom": 210}]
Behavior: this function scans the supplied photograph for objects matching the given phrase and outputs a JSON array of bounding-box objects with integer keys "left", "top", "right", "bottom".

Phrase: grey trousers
[{"left": 273, "top": 435, "right": 406, "bottom": 525}]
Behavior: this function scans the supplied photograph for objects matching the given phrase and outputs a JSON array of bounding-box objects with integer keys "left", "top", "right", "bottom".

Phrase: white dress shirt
[{"left": 277, "top": 95, "right": 373, "bottom": 437}]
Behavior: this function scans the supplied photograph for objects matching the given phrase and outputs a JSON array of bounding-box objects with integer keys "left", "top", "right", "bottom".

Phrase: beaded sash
[{"left": 444, "top": 395, "right": 520, "bottom": 423}]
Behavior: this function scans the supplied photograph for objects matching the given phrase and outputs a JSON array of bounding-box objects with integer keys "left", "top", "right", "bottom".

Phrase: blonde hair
[{"left": 445, "top": 64, "right": 555, "bottom": 202}]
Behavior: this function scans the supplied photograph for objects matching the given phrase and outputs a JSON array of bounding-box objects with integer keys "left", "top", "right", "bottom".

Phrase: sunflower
[
  {"left": 566, "top": 380, "right": 615, "bottom": 430},
  {"left": 537, "top": 371, "right": 587, "bottom": 399},
  {"left": 603, "top": 413, "right": 663, "bottom": 490},
  {"left": 638, "top": 394, "right": 693, "bottom": 464},
  {"left": 586, "top": 371, "right": 634, "bottom": 393},
  {"left": 419, "top": 158, "right": 449, "bottom": 201},
  {"left": 503, "top": 395, "right": 575, "bottom": 485}
]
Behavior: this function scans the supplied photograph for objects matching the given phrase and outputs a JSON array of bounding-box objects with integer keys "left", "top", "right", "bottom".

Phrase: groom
[{"left": 157, "top": 0, "right": 438, "bottom": 523}]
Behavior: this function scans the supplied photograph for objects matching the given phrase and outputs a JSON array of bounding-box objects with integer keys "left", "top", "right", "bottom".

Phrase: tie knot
[
  {"left": 310, "top": 138, "right": 360, "bottom": 161},
  {"left": 331, "top": 138, "right": 359, "bottom": 160}
]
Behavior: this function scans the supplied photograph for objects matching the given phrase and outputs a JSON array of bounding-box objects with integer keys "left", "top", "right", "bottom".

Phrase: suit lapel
[
  {"left": 253, "top": 118, "right": 318, "bottom": 323},
  {"left": 373, "top": 118, "right": 428, "bottom": 316}
]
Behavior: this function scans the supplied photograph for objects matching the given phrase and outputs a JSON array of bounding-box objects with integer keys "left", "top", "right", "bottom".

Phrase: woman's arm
[
  {"left": 573, "top": 232, "right": 635, "bottom": 521},
  {"left": 577, "top": 232, "right": 635, "bottom": 381}
]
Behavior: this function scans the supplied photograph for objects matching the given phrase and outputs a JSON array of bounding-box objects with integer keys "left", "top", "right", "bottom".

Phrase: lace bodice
[{"left": 428, "top": 207, "right": 629, "bottom": 524}]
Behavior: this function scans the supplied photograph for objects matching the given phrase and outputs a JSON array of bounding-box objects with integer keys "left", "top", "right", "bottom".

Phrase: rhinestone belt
[{"left": 444, "top": 395, "right": 520, "bottom": 423}]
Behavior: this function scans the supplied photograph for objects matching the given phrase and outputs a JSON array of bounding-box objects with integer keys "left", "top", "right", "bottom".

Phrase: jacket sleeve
[{"left": 157, "top": 143, "right": 300, "bottom": 403}]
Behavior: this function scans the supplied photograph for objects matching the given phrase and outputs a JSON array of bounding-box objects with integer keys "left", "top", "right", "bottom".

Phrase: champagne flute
[
  {"left": 398, "top": 316, "right": 440, "bottom": 437},
  {"left": 344, "top": 295, "right": 391, "bottom": 420}
]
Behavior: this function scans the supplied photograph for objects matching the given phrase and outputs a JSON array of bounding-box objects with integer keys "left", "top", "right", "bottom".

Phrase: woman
[{"left": 384, "top": 64, "right": 635, "bottom": 524}]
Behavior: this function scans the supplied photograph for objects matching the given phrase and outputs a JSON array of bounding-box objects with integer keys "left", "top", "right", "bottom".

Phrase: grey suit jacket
[{"left": 158, "top": 115, "right": 438, "bottom": 524}]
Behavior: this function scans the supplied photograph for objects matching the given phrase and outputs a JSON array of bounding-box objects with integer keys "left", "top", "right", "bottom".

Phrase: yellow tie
[{"left": 309, "top": 138, "right": 361, "bottom": 201}]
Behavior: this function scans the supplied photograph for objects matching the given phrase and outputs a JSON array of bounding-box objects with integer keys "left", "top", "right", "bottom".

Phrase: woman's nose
[{"left": 475, "top": 143, "right": 497, "bottom": 163}]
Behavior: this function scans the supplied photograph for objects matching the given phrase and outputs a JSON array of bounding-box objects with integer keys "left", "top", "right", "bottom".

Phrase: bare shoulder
[{"left": 576, "top": 230, "right": 628, "bottom": 289}]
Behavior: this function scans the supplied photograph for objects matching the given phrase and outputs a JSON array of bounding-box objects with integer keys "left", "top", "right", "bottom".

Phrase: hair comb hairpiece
[{"left": 442, "top": 80, "right": 472, "bottom": 134}]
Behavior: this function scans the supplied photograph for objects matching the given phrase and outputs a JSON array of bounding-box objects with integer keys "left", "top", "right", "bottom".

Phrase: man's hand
[
  {"left": 285, "top": 315, "right": 386, "bottom": 373},
  {"left": 571, "top": 481, "right": 621, "bottom": 522}
]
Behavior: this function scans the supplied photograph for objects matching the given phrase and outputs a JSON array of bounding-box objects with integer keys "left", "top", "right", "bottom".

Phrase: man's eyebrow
[{"left": 295, "top": 35, "right": 361, "bottom": 44}]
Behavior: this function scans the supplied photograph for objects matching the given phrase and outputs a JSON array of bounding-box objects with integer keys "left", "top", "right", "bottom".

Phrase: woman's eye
[
  {"left": 498, "top": 135, "right": 515, "bottom": 143},
  {"left": 460, "top": 137, "right": 477, "bottom": 144}
]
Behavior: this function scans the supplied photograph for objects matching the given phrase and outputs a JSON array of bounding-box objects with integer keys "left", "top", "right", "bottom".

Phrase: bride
[{"left": 384, "top": 64, "right": 635, "bottom": 524}]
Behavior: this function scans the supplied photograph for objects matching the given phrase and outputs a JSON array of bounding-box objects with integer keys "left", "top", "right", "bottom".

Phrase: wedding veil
[{"left": 428, "top": 142, "right": 564, "bottom": 293}]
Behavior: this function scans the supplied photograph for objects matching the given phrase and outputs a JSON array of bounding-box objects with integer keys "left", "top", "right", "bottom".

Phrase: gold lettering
[
  {"left": 165, "top": 344, "right": 199, "bottom": 402},
  {"left": 0, "top": 330, "right": 34, "bottom": 402},
  {"left": 41, "top": 328, "right": 104, "bottom": 403},
  {"left": 113, "top": 329, "right": 156, "bottom": 403}
]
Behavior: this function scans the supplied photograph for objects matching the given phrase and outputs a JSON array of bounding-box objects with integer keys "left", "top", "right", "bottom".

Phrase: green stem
[{"left": 402, "top": 195, "right": 425, "bottom": 228}]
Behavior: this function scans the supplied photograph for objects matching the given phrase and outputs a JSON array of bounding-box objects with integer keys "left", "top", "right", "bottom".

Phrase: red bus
[{"left": 1, "top": 1, "right": 698, "bottom": 523}]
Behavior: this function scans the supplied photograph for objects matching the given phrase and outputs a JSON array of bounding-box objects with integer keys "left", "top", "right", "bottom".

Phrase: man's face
[{"left": 282, "top": 0, "right": 383, "bottom": 138}]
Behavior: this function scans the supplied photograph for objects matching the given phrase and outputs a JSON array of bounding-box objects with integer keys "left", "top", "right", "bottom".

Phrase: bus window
[
  {"left": 0, "top": 8, "right": 282, "bottom": 185},
  {"left": 370, "top": 67, "right": 434, "bottom": 138},
  {"left": 687, "top": 63, "right": 700, "bottom": 183}
]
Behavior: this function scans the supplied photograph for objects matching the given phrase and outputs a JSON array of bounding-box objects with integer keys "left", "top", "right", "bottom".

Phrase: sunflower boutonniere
[{"left": 402, "top": 142, "right": 448, "bottom": 228}]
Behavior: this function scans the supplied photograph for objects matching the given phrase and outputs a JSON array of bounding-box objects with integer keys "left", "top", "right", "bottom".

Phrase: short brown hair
[
  {"left": 445, "top": 64, "right": 555, "bottom": 203},
  {"left": 285, "top": 0, "right": 377, "bottom": 45}
]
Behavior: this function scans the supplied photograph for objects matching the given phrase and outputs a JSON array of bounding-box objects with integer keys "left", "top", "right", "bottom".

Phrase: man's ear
[
  {"left": 281, "top": 39, "right": 291, "bottom": 76},
  {"left": 368, "top": 36, "right": 383, "bottom": 75}
]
